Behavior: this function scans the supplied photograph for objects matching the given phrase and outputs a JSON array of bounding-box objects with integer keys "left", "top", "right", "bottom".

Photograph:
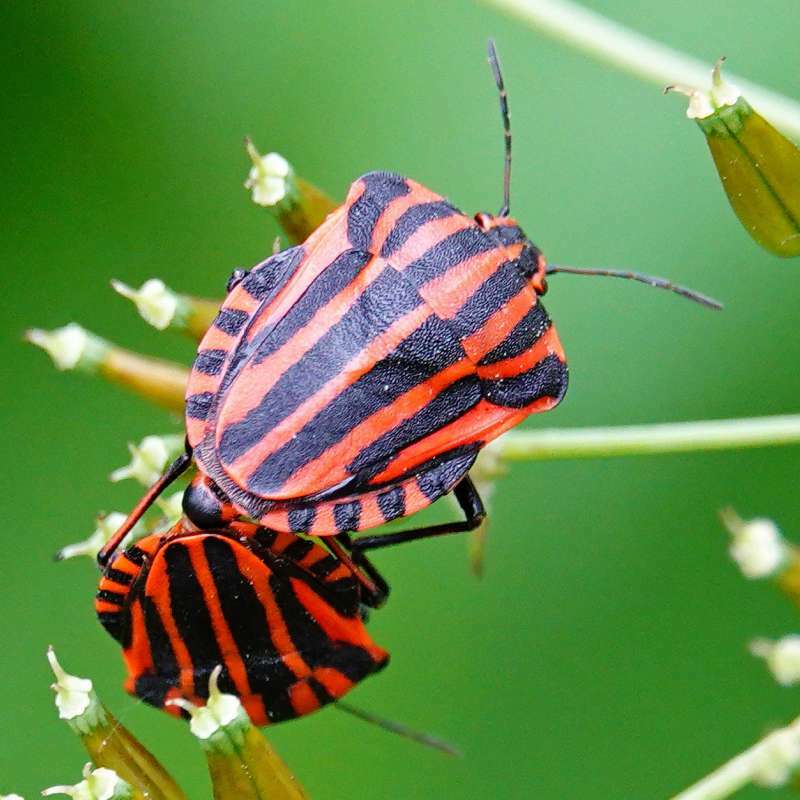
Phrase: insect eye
[{"left": 226, "top": 268, "right": 248, "bottom": 293}]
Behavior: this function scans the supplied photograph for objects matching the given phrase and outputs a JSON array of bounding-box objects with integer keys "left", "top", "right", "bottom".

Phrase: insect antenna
[
  {"left": 96, "top": 447, "right": 193, "bottom": 567},
  {"left": 487, "top": 39, "right": 512, "bottom": 218},
  {"left": 545, "top": 264, "right": 723, "bottom": 310},
  {"left": 335, "top": 701, "right": 462, "bottom": 757}
]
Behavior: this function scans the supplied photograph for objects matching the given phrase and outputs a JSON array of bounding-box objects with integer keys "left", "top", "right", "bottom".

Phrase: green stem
[
  {"left": 479, "top": 0, "right": 800, "bottom": 140},
  {"left": 671, "top": 714, "right": 800, "bottom": 799},
  {"left": 498, "top": 414, "right": 800, "bottom": 461}
]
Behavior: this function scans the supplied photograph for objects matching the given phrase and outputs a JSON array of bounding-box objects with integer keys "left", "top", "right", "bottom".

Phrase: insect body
[
  {"left": 98, "top": 41, "right": 718, "bottom": 571},
  {"left": 96, "top": 521, "right": 389, "bottom": 725}
]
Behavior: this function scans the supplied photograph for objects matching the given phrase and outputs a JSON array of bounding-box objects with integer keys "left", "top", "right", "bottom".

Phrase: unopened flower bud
[
  {"left": 1, "top": 792, "right": 25, "bottom": 799},
  {"left": 172, "top": 666, "right": 308, "bottom": 798},
  {"left": 751, "top": 727, "right": 800, "bottom": 788},
  {"left": 25, "top": 324, "right": 107, "bottom": 372},
  {"left": 244, "top": 138, "right": 336, "bottom": 244},
  {"left": 48, "top": 647, "right": 98, "bottom": 725},
  {"left": 750, "top": 636, "right": 800, "bottom": 686},
  {"left": 155, "top": 490, "right": 184, "bottom": 527},
  {"left": 720, "top": 507, "right": 786, "bottom": 579},
  {"left": 667, "top": 58, "right": 800, "bottom": 258},
  {"left": 42, "top": 765, "right": 131, "bottom": 800},
  {"left": 55, "top": 513, "right": 145, "bottom": 562},
  {"left": 111, "top": 279, "right": 183, "bottom": 331},
  {"left": 111, "top": 279, "right": 219, "bottom": 340},
  {"left": 110, "top": 435, "right": 183, "bottom": 487}
]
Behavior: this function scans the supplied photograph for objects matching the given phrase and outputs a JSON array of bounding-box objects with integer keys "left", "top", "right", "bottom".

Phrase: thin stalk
[
  {"left": 672, "top": 714, "right": 800, "bottom": 799},
  {"left": 498, "top": 414, "right": 800, "bottom": 461},
  {"left": 479, "top": 0, "right": 800, "bottom": 140}
]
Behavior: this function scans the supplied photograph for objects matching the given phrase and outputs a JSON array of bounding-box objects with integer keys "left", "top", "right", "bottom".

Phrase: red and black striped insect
[
  {"left": 96, "top": 520, "right": 389, "bottom": 725},
  {"left": 99, "top": 41, "right": 718, "bottom": 577}
]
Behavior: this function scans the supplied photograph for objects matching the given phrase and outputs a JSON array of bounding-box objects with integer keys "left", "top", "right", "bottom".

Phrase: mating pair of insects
[{"left": 95, "top": 42, "right": 719, "bottom": 726}]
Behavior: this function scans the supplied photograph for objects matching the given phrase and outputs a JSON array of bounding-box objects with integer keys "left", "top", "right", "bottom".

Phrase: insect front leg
[
  {"left": 349, "top": 476, "right": 486, "bottom": 553},
  {"left": 334, "top": 533, "right": 390, "bottom": 609}
]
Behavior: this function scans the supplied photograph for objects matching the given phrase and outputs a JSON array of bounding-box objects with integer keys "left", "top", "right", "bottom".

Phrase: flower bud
[
  {"left": 720, "top": 507, "right": 787, "bottom": 579},
  {"left": 27, "top": 326, "right": 188, "bottom": 411},
  {"left": 25, "top": 325, "right": 106, "bottom": 372},
  {"left": 55, "top": 513, "right": 145, "bottom": 562},
  {"left": 668, "top": 58, "right": 800, "bottom": 257},
  {"left": 110, "top": 435, "right": 184, "bottom": 487},
  {"left": 750, "top": 636, "right": 800, "bottom": 686},
  {"left": 751, "top": 728, "right": 800, "bottom": 788},
  {"left": 172, "top": 666, "right": 308, "bottom": 799},
  {"left": 46, "top": 650, "right": 186, "bottom": 800},
  {"left": 111, "top": 279, "right": 220, "bottom": 340},
  {"left": 1, "top": 792, "right": 25, "bottom": 799},
  {"left": 244, "top": 138, "right": 337, "bottom": 244},
  {"left": 42, "top": 765, "right": 132, "bottom": 800}
]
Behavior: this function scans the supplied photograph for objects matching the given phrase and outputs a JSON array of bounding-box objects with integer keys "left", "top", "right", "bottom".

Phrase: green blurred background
[{"left": 3, "top": 1, "right": 800, "bottom": 797}]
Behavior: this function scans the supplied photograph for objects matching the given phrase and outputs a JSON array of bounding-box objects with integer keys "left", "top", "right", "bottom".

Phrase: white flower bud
[
  {"left": 25, "top": 324, "right": 104, "bottom": 372},
  {"left": 721, "top": 508, "right": 786, "bottom": 579},
  {"left": 156, "top": 490, "right": 184, "bottom": 526},
  {"left": 244, "top": 139, "right": 293, "bottom": 207},
  {"left": 111, "top": 279, "right": 180, "bottom": 331},
  {"left": 56, "top": 512, "right": 131, "bottom": 562},
  {"left": 167, "top": 665, "right": 245, "bottom": 741},
  {"left": 42, "top": 765, "right": 130, "bottom": 800},
  {"left": 1, "top": 793, "right": 25, "bottom": 799},
  {"left": 751, "top": 727, "right": 800, "bottom": 788},
  {"left": 47, "top": 647, "right": 93, "bottom": 721},
  {"left": 110, "top": 435, "right": 174, "bottom": 486},
  {"left": 750, "top": 636, "right": 800, "bottom": 686}
]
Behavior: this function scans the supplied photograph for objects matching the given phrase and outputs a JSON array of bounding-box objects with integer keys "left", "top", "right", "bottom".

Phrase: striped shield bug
[
  {"left": 99, "top": 41, "right": 719, "bottom": 580},
  {"left": 96, "top": 520, "right": 390, "bottom": 725}
]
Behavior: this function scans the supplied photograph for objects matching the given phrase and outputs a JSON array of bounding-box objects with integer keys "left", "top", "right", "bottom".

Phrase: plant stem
[
  {"left": 671, "top": 714, "right": 800, "bottom": 799},
  {"left": 497, "top": 414, "right": 800, "bottom": 461},
  {"left": 479, "top": 0, "right": 800, "bottom": 140}
]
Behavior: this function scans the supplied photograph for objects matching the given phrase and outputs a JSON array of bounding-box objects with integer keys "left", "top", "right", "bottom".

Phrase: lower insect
[{"left": 96, "top": 520, "right": 389, "bottom": 725}]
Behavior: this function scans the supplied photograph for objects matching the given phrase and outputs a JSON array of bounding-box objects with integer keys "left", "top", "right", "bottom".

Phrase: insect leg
[
  {"left": 334, "top": 533, "right": 390, "bottom": 609},
  {"left": 349, "top": 476, "right": 486, "bottom": 553}
]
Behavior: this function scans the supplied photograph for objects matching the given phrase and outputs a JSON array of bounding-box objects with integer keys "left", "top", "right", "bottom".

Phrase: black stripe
[
  {"left": 380, "top": 201, "right": 458, "bottom": 257},
  {"left": 202, "top": 536, "right": 298, "bottom": 723},
  {"left": 104, "top": 567, "right": 133, "bottom": 587},
  {"left": 288, "top": 507, "right": 316, "bottom": 534},
  {"left": 123, "top": 545, "right": 146, "bottom": 566},
  {"left": 254, "top": 529, "right": 278, "bottom": 549},
  {"left": 403, "top": 227, "right": 498, "bottom": 288},
  {"left": 281, "top": 538, "right": 315, "bottom": 562},
  {"left": 163, "top": 542, "right": 231, "bottom": 699},
  {"left": 186, "top": 392, "right": 214, "bottom": 420},
  {"left": 269, "top": 573, "right": 382, "bottom": 683},
  {"left": 349, "top": 375, "right": 482, "bottom": 478},
  {"left": 483, "top": 353, "right": 568, "bottom": 409},
  {"left": 246, "top": 313, "right": 465, "bottom": 495},
  {"left": 219, "top": 264, "right": 423, "bottom": 467},
  {"left": 308, "top": 554, "right": 339, "bottom": 579},
  {"left": 96, "top": 588, "right": 125, "bottom": 605},
  {"left": 308, "top": 676, "right": 334, "bottom": 706},
  {"left": 416, "top": 446, "right": 479, "bottom": 501},
  {"left": 214, "top": 308, "right": 249, "bottom": 336},
  {"left": 193, "top": 349, "right": 227, "bottom": 377},
  {"left": 138, "top": 595, "right": 180, "bottom": 707},
  {"left": 97, "top": 610, "right": 126, "bottom": 645},
  {"left": 479, "top": 302, "right": 551, "bottom": 365},
  {"left": 348, "top": 171, "right": 410, "bottom": 250},
  {"left": 249, "top": 249, "right": 372, "bottom": 366},
  {"left": 241, "top": 246, "right": 305, "bottom": 302},
  {"left": 377, "top": 486, "right": 406, "bottom": 522},
  {"left": 449, "top": 260, "right": 527, "bottom": 338},
  {"left": 333, "top": 500, "right": 361, "bottom": 533}
]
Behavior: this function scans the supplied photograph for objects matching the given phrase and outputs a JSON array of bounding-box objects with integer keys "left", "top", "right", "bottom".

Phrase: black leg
[
  {"left": 335, "top": 533, "right": 390, "bottom": 609},
  {"left": 350, "top": 476, "right": 486, "bottom": 554}
]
